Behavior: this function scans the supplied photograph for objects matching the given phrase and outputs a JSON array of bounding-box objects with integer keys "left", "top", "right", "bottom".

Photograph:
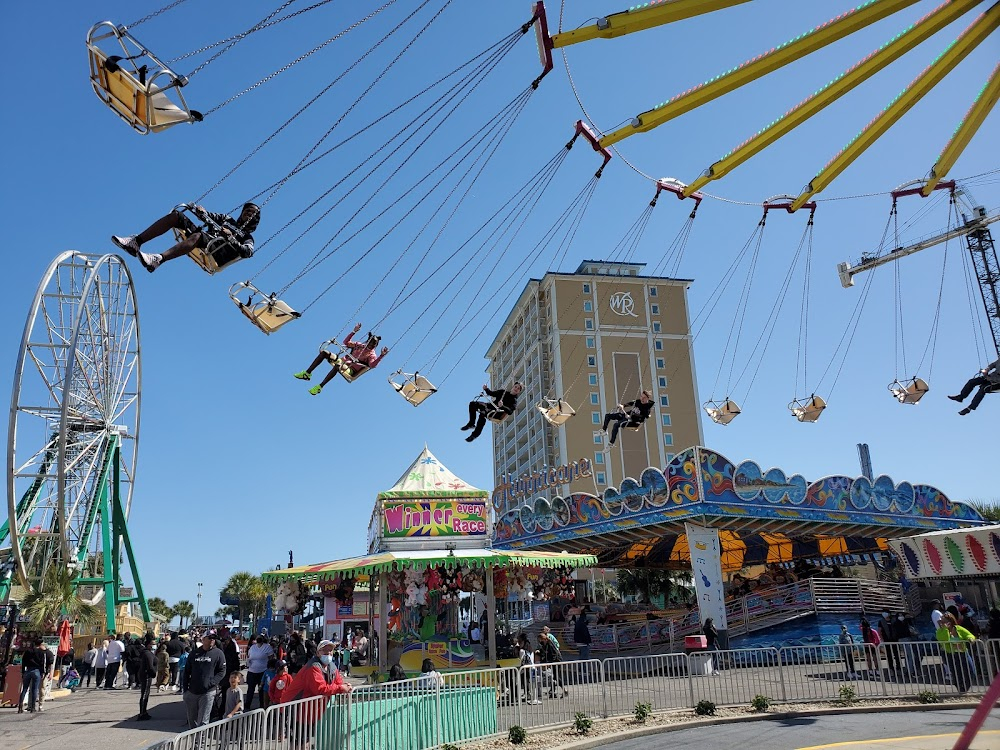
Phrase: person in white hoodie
[{"left": 244, "top": 635, "right": 274, "bottom": 710}]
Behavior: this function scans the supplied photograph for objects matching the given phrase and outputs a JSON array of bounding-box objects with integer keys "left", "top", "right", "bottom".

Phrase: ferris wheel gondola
[{"left": 1, "top": 252, "right": 149, "bottom": 627}]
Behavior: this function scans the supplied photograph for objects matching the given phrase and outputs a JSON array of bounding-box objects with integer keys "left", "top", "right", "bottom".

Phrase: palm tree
[
  {"left": 173, "top": 600, "right": 195, "bottom": 629},
  {"left": 616, "top": 569, "right": 674, "bottom": 604},
  {"left": 965, "top": 498, "right": 1000, "bottom": 522},
  {"left": 147, "top": 597, "right": 175, "bottom": 621},
  {"left": 20, "top": 565, "right": 99, "bottom": 632},
  {"left": 221, "top": 572, "right": 267, "bottom": 632}
]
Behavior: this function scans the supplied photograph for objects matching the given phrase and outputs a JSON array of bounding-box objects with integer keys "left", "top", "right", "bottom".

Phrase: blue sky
[{"left": 2, "top": 1, "right": 997, "bottom": 616}]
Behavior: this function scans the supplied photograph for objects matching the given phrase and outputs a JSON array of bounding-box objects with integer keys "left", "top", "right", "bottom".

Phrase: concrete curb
[{"left": 537, "top": 700, "right": 986, "bottom": 750}]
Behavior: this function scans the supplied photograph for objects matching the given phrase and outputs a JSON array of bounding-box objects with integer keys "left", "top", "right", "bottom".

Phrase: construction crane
[{"left": 837, "top": 197, "right": 1000, "bottom": 357}]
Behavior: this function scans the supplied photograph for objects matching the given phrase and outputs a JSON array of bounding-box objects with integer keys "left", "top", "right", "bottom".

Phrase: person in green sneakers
[{"left": 293, "top": 322, "right": 389, "bottom": 395}]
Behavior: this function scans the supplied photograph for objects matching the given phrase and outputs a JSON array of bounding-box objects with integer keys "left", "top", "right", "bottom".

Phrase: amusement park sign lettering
[
  {"left": 382, "top": 501, "right": 488, "bottom": 538},
  {"left": 492, "top": 458, "right": 592, "bottom": 511}
]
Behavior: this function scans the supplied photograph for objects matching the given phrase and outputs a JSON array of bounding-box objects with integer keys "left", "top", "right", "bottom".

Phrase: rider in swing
[
  {"left": 601, "top": 390, "right": 654, "bottom": 446},
  {"left": 949, "top": 356, "right": 1000, "bottom": 415},
  {"left": 112, "top": 202, "right": 261, "bottom": 273},
  {"left": 294, "top": 323, "right": 389, "bottom": 395},
  {"left": 462, "top": 382, "right": 523, "bottom": 443}
]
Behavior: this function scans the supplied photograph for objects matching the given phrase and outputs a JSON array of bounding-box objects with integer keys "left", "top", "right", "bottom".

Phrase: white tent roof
[{"left": 377, "top": 446, "right": 487, "bottom": 499}]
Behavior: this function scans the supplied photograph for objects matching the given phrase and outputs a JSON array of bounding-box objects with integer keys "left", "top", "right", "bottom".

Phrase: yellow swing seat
[
  {"left": 703, "top": 398, "right": 741, "bottom": 425},
  {"left": 389, "top": 371, "right": 437, "bottom": 406},
  {"left": 788, "top": 394, "right": 826, "bottom": 423},
  {"left": 87, "top": 22, "right": 202, "bottom": 135},
  {"left": 320, "top": 339, "right": 369, "bottom": 383},
  {"left": 171, "top": 204, "right": 248, "bottom": 275},
  {"left": 229, "top": 282, "right": 300, "bottom": 335},
  {"left": 537, "top": 398, "right": 576, "bottom": 426},
  {"left": 888, "top": 377, "right": 929, "bottom": 405}
]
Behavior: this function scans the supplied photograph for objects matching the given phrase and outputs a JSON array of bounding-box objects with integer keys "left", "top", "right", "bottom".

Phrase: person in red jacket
[
  {"left": 267, "top": 660, "right": 291, "bottom": 706},
  {"left": 282, "top": 640, "right": 352, "bottom": 734}
]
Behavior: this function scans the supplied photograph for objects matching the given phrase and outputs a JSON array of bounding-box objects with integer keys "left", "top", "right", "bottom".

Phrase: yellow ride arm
[
  {"left": 923, "top": 59, "right": 1000, "bottom": 195},
  {"left": 550, "top": 0, "right": 750, "bottom": 47},
  {"left": 682, "top": 0, "right": 985, "bottom": 198},
  {"left": 599, "top": 0, "right": 924, "bottom": 147},
  {"left": 793, "top": 3, "right": 1000, "bottom": 211}
]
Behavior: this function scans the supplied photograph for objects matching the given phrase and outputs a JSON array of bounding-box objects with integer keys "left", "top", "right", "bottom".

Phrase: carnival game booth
[
  {"left": 494, "top": 446, "right": 988, "bottom": 649},
  {"left": 262, "top": 448, "right": 596, "bottom": 675}
]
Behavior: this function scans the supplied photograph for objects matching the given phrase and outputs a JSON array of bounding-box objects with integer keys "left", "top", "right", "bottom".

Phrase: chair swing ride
[{"left": 81, "top": 0, "right": 999, "bottom": 429}]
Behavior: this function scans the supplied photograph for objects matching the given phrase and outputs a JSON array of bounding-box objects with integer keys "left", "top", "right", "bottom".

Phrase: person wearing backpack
[{"left": 537, "top": 626, "right": 567, "bottom": 698}]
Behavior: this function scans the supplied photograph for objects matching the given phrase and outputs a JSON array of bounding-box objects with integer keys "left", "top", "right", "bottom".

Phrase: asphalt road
[{"left": 599, "top": 709, "right": 1000, "bottom": 750}]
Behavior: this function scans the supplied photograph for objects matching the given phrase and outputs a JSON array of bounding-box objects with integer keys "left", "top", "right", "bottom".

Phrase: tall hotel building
[{"left": 485, "top": 260, "right": 703, "bottom": 512}]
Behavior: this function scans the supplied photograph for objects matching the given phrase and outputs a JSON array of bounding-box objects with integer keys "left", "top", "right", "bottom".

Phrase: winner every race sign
[{"left": 382, "top": 500, "right": 488, "bottom": 538}]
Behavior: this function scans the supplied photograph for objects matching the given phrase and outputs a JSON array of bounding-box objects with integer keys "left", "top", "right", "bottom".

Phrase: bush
[
  {"left": 750, "top": 694, "right": 770, "bottom": 712},
  {"left": 918, "top": 690, "right": 940, "bottom": 704},
  {"left": 573, "top": 712, "right": 593, "bottom": 735},
  {"left": 837, "top": 684, "right": 857, "bottom": 706},
  {"left": 694, "top": 700, "right": 716, "bottom": 716},
  {"left": 634, "top": 701, "right": 653, "bottom": 723},
  {"left": 442, "top": 745, "right": 459, "bottom": 750},
  {"left": 508, "top": 725, "right": 527, "bottom": 745}
]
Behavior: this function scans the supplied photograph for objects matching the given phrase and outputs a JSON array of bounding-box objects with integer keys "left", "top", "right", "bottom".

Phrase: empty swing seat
[
  {"left": 788, "top": 395, "right": 826, "bottom": 423},
  {"left": 704, "top": 399, "right": 741, "bottom": 425},
  {"left": 390, "top": 371, "right": 437, "bottom": 406},
  {"left": 537, "top": 398, "right": 576, "bottom": 426},
  {"left": 889, "top": 377, "right": 929, "bottom": 405},
  {"left": 229, "top": 282, "right": 300, "bottom": 335},
  {"left": 87, "top": 23, "right": 201, "bottom": 135}
]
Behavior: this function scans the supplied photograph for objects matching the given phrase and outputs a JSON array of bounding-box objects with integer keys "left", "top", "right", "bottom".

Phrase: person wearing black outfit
[
  {"left": 601, "top": 391, "right": 654, "bottom": 446},
  {"left": 285, "top": 632, "right": 308, "bottom": 675},
  {"left": 125, "top": 634, "right": 142, "bottom": 689},
  {"left": 877, "top": 612, "right": 901, "bottom": 676},
  {"left": 949, "top": 358, "right": 1000, "bottom": 415},
  {"left": 182, "top": 632, "right": 226, "bottom": 729},
  {"left": 165, "top": 631, "right": 185, "bottom": 688},
  {"left": 112, "top": 202, "right": 260, "bottom": 274},
  {"left": 18, "top": 640, "right": 46, "bottom": 713},
  {"left": 136, "top": 634, "right": 156, "bottom": 721},
  {"left": 462, "top": 382, "right": 523, "bottom": 442},
  {"left": 213, "top": 630, "right": 242, "bottom": 721}
]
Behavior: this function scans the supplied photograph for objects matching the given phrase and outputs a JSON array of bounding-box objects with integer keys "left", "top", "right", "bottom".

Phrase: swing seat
[
  {"left": 320, "top": 340, "right": 369, "bottom": 383},
  {"left": 172, "top": 205, "right": 247, "bottom": 275},
  {"left": 537, "top": 398, "right": 576, "bottom": 426},
  {"left": 788, "top": 395, "right": 826, "bottom": 423},
  {"left": 389, "top": 371, "right": 437, "bottom": 406},
  {"left": 888, "top": 377, "right": 929, "bottom": 405},
  {"left": 87, "top": 23, "right": 202, "bottom": 135},
  {"left": 704, "top": 399, "right": 741, "bottom": 425},
  {"left": 229, "top": 282, "right": 300, "bottom": 335}
]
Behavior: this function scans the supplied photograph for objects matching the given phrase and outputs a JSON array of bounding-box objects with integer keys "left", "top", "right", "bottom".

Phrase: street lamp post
[{"left": 196, "top": 582, "right": 203, "bottom": 624}]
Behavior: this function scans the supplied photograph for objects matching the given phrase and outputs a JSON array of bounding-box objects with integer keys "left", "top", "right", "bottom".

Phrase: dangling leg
[
  {"left": 950, "top": 375, "right": 986, "bottom": 402},
  {"left": 295, "top": 353, "right": 328, "bottom": 381},
  {"left": 309, "top": 359, "right": 342, "bottom": 395},
  {"left": 466, "top": 412, "right": 488, "bottom": 442},
  {"left": 602, "top": 412, "right": 615, "bottom": 432},
  {"left": 608, "top": 418, "right": 623, "bottom": 446},
  {"left": 462, "top": 402, "right": 479, "bottom": 431},
  {"left": 113, "top": 210, "right": 186, "bottom": 256},
  {"left": 963, "top": 384, "right": 992, "bottom": 413}
]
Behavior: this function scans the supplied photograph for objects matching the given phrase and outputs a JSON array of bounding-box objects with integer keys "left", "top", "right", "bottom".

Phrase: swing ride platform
[{"left": 493, "top": 444, "right": 988, "bottom": 567}]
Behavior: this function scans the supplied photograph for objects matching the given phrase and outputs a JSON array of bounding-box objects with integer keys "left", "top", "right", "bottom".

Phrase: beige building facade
[{"left": 485, "top": 261, "right": 703, "bottom": 516}]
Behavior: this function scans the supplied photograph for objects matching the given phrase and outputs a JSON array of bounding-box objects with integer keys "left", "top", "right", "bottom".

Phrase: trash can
[{"left": 685, "top": 635, "right": 714, "bottom": 675}]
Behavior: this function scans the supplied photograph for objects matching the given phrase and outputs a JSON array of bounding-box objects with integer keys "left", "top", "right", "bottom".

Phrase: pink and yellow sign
[{"left": 382, "top": 500, "right": 488, "bottom": 539}]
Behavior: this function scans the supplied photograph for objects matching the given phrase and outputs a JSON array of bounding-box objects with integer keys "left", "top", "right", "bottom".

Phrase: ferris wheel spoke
[{"left": 25, "top": 346, "right": 66, "bottom": 407}]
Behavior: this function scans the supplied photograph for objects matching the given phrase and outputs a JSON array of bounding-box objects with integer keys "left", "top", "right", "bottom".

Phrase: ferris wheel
[{"left": 1, "top": 252, "right": 148, "bottom": 626}]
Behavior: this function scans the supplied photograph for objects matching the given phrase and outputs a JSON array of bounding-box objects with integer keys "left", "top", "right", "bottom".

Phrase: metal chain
[
  {"left": 127, "top": 0, "right": 191, "bottom": 29},
  {"left": 187, "top": 0, "right": 299, "bottom": 80},
  {"left": 203, "top": 0, "right": 400, "bottom": 116}
]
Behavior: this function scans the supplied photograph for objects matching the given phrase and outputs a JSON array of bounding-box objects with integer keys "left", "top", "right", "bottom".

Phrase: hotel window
[
  {"left": 656, "top": 358, "right": 665, "bottom": 369},
  {"left": 660, "top": 395, "right": 669, "bottom": 407},
  {"left": 590, "top": 393, "right": 599, "bottom": 405},
  {"left": 654, "top": 339, "right": 663, "bottom": 351},
  {"left": 583, "top": 283, "right": 591, "bottom": 293},
  {"left": 587, "top": 355, "right": 597, "bottom": 367},
  {"left": 649, "top": 286, "right": 658, "bottom": 297},
  {"left": 588, "top": 374, "right": 598, "bottom": 386},
  {"left": 666, "top": 453, "right": 675, "bottom": 462},
  {"left": 592, "top": 412, "right": 601, "bottom": 424},
  {"left": 583, "top": 301, "right": 593, "bottom": 312},
  {"left": 653, "top": 322, "right": 661, "bottom": 333},
  {"left": 596, "top": 472, "right": 606, "bottom": 485},
  {"left": 651, "top": 304, "right": 659, "bottom": 315},
  {"left": 661, "top": 414, "right": 672, "bottom": 427},
  {"left": 663, "top": 433, "right": 674, "bottom": 446},
  {"left": 658, "top": 376, "right": 667, "bottom": 388},
  {"left": 586, "top": 337, "right": 595, "bottom": 349},
  {"left": 585, "top": 319, "right": 594, "bottom": 330},
  {"left": 594, "top": 452, "right": 604, "bottom": 465},
  {"left": 593, "top": 433, "right": 602, "bottom": 444}
]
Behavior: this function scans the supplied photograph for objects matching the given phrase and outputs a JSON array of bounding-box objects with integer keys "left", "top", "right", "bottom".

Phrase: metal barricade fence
[
  {"left": 514, "top": 659, "right": 605, "bottom": 730},
  {"left": 172, "top": 707, "right": 265, "bottom": 750},
  {"left": 692, "top": 648, "right": 782, "bottom": 707},
  {"left": 779, "top": 644, "right": 883, "bottom": 702},
  {"left": 601, "top": 652, "right": 689, "bottom": 717},
  {"left": 442, "top": 665, "right": 521, "bottom": 736},
  {"left": 260, "top": 693, "right": 334, "bottom": 750}
]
